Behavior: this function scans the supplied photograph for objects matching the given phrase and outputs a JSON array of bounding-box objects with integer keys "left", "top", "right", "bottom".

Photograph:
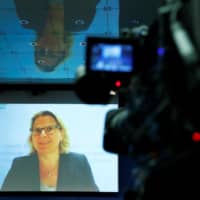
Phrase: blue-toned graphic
[
  {"left": 0, "top": 0, "right": 119, "bottom": 83},
  {"left": 91, "top": 43, "right": 134, "bottom": 72}
]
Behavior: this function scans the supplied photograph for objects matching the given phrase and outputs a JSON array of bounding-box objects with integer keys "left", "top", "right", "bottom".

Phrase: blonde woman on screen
[{"left": 1, "top": 111, "right": 98, "bottom": 191}]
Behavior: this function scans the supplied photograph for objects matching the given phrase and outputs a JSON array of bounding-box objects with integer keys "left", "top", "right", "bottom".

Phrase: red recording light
[
  {"left": 115, "top": 80, "right": 122, "bottom": 88},
  {"left": 192, "top": 131, "right": 200, "bottom": 142}
]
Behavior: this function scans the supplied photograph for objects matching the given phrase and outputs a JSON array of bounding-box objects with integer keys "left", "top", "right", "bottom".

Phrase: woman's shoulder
[
  {"left": 60, "top": 152, "right": 89, "bottom": 164},
  {"left": 60, "top": 152, "right": 91, "bottom": 170},
  {"left": 61, "top": 152, "right": 86, "bottom": 159},
  {"left": 12, "top": 154, "right": 37, "bottom": 163}
]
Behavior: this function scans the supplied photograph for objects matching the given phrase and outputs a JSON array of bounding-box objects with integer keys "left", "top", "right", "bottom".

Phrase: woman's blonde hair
[{"left": 29, "top": 110, "right": 70, "bottom": 154}]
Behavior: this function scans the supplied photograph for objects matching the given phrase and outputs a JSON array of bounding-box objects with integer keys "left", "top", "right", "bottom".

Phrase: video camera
[
  {"left": 75, "top": 0, "right": 200, "bottom": 158},
  {"left": 75, "top": 0, "right": 200, "bottom": 198}
]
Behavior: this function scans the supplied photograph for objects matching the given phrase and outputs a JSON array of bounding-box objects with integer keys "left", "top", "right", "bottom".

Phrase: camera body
[
  {"left": 75, "top": 36, "right": 139, "bottom": 104},
  {"left": 85, "top": 37, "right": 136, "bottom": 90},
  {"left": 75, "top": 0, "right": 200, "bottom": 199},
  {"left": 75, "top": 0, "right": 200, "bottom": 158}
]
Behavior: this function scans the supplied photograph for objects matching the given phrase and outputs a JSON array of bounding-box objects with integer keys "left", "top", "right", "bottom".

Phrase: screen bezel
[{"left": 0, "top": 91, "right": 119, "bottom": 196}]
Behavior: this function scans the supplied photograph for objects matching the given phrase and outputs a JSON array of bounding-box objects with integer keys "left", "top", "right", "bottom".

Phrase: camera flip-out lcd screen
[{"left": 86, "top": 37, "right": 134, "bottom": 74}]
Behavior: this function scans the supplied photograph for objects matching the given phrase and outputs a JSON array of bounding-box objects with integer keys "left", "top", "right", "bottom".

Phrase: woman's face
[{"left": 31, "top": 115, "right": 63, "bottom": 155}]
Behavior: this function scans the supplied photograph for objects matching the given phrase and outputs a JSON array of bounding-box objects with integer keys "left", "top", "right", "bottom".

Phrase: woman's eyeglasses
[{"left": 31, "top": 125, "right": 61, "bottom": 136}]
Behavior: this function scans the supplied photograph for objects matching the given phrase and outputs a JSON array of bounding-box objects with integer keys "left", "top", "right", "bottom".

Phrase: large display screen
[
  {"left": 0, "top": 0, "right": 161, "bottom": 85},
  {"left": 0, "top": 0, "right": 119, "bottom": 84},
  {"left": 0, "top": 103, "right": 118, "bottom": 194}
]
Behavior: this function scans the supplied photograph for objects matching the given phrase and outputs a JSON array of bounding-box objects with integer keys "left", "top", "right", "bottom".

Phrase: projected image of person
[
  {"left": 1, "top": 111, "right": 99, "bottom": 191},
  {"left": 14, "top": 0, "right": 100, "bottom": 72}
]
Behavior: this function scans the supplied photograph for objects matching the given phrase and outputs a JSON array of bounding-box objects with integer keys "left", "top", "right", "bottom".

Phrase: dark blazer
[{"left": 1, "top": 152, "right": 99, "bottom": 191}]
